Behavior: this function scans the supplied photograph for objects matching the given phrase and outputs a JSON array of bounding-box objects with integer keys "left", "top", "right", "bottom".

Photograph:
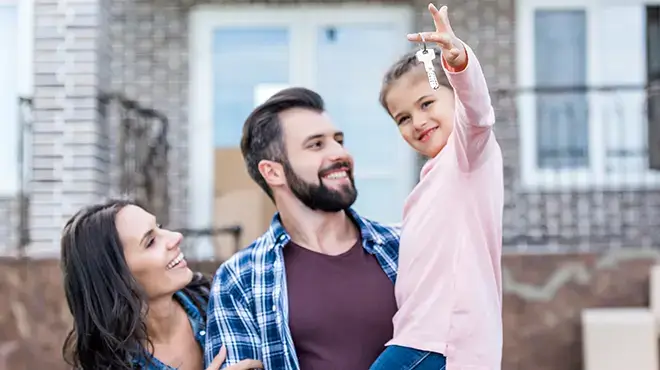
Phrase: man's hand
[
  {"left": 407, "top": 3, "right": 468, "bottom": 71},
  {"left": 206, "top": 345, "right": 264, "bottom": 370}
]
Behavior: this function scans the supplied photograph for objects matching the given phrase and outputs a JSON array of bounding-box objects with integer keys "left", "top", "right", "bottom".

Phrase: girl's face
[{"left": 385, "top": 68, "right": 455, "bottom": 158}]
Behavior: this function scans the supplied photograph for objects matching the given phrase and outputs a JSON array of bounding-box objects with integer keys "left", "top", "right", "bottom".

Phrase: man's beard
[{"left": 283, "top": 160, "right": 357, "bottom": 213}]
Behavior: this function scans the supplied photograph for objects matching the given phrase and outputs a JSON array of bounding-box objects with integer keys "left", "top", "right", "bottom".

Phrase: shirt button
[
  {"left": 272, "top": 305, "right": 277, "bottom": 312},
  {"left": 200, "top": 330, "right": 206, "bottom": 336}
]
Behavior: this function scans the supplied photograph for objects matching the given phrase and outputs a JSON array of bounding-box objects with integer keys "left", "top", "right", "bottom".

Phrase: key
[{"left": 415, "top": 48, "right": 440, "bottom": 90}]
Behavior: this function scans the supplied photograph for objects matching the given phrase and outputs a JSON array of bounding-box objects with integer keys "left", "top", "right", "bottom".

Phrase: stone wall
[
  {"left": 2, "top": 251, "right": 660, "bottom": 370},
  {"left": 0, "top": 197, "right": 19, "bottom": 255}
]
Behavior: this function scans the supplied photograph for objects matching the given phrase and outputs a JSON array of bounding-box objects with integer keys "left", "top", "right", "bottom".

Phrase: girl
[
  {"left": 60, "top": 199, "right": 263, "bottom": 370},
  {"left": 371, "top": 4, "right": 503, "bottom": 370}
]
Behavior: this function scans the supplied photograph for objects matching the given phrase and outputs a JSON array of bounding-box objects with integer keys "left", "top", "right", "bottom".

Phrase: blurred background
[{"left": 2, "top": 0, "right": 660, "bottom": 369}]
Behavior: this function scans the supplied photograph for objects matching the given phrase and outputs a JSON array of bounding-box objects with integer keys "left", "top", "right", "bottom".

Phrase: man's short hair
[{"left": 240, "top": 87, "right": 325, "bottom": 199}]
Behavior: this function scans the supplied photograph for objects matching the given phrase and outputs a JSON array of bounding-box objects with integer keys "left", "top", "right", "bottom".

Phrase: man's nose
[{"left": 327, "top": 140, "right": 349, "bottom": 160}]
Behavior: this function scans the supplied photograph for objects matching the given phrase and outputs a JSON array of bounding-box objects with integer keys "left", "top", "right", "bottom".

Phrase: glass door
[{"left": 314, "top": 23, "right": 414, "bottom": 224}]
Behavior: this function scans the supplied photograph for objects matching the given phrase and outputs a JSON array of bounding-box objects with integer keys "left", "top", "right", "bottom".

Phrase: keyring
[{"left": 419, "top": 32, "right": 427, "bottom": 52}]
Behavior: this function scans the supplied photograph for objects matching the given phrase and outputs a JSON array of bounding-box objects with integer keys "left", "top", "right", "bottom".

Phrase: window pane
[
  {"left": 534, "top": 10, "right": 589, "bottom": 169},
  {"left": 212, "top": 27, "right": 289, "bottom": 148},
  {"left": 647, "top": 6, "right": 660, "bottom": 80},
  {"left": 0, "top": 5, "right": 18, "bottom": 195},
  {"left": 315, "top": 24, "right": 410, "bottom": 224},
  {"left": 600, "top": 6, "right": 646, "bottom": 173}
]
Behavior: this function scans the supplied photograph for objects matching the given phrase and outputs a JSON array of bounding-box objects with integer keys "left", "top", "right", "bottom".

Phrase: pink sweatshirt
[{"left": 387, "top": 43, "right": 503, "bottom": 370}]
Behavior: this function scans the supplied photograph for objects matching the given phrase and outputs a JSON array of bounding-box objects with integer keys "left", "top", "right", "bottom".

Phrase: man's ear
[{"left": 258, "top": 159, "right": 286, "bottom": 188}]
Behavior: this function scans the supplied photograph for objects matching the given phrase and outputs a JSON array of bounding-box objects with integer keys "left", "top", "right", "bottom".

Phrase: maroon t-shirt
[{"left": 283, "top": 239, "right": 398, "bottom": 370}]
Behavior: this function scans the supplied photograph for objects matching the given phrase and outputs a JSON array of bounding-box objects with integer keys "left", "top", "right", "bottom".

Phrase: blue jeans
[{"left": 370, "top": 345, "right": 447, "bottom": 370}]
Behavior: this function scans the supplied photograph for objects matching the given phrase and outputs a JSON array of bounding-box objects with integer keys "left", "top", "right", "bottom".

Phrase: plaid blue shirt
[
  {"left": 133, "top": 288, "right": 208, "bottom": 369},
  {"left": 204, "top": 208, "right": 401, "bottom": 370}
]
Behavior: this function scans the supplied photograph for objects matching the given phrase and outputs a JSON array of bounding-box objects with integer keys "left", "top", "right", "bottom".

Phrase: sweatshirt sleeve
[{"left": 442, "top": 41, "right": 496, "bottom": 172}]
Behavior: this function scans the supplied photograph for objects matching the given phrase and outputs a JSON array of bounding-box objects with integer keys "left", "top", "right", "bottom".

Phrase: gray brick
[
  {"left": 12, "top": 0, "right": 113, "bottom": 256},
  {"left": 32, "top": 142, "right": 63, "bottom": 158}
]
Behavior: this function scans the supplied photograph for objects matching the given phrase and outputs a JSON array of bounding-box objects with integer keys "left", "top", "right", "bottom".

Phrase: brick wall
[
  {"left": 109, "top": 0, "right": 191, "bottom": 231},
  {"left": 27, "top": 0, "right": 114, "bottom": 256},
  {"left": 2, "top": 252, "right": 659, "bottom": 370},
  {"left": 13, "top": 0, "right": 660, "bottom": 256}
]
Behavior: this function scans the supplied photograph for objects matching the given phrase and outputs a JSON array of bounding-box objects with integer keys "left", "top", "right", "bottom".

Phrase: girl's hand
[{"left": 407, "top": 3, "right": 468, "bottom": 71}]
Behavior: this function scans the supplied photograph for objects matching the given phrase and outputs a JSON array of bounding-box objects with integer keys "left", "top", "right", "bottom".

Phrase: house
[{"left": 1, "top": 0, "right": 659, "bottom": 257}]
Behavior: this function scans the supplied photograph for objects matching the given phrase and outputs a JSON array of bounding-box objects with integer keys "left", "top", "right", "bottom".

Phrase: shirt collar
[{"left": 266, "top": 208, "right": 384, "bottom": 251}]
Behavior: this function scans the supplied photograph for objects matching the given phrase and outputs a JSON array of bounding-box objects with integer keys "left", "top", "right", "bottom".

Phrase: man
[{"left": 204, "top": 87, "right": 401, "bottom": 370}]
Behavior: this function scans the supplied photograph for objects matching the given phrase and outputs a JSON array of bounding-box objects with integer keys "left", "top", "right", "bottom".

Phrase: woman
[{"left": 60, "top": 199, "right": 262, "bottom": 370}]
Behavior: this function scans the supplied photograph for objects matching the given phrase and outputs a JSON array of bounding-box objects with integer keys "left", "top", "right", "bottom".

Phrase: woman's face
[{"left": 115, "top": 205, "right": 192, "bottom": 299}]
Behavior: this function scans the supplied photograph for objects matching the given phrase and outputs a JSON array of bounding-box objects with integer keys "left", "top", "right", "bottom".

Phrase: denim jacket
[{"left": 132, "top": 284, "right": 209, "bottom": 369}]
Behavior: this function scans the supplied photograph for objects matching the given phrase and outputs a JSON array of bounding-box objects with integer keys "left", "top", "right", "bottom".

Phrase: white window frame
[
  {"left": 0, "top": 0, "right": 33, "bottom": 196},
  {"left": 188, "top": 5, "right": 414, "bottom": 258},
  {"left": 516, "top": 0, "right": 660, "bottom": 190}
]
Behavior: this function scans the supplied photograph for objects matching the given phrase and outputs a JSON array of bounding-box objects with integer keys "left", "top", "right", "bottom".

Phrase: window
[
  {"left": 0, "top": 0, "right": 32, "bottom": 196},
  {"left": 517, "top": 0, "right": 660, "bottom": 189},
  {"left": 188, "top": 6, "right": 414, "bottom": 256},
  {"left": 0, "top": 5, "right": 18, "bottom": 195},
  {"left": 534, "top": 10, "right": 588, "bottom": 170}
]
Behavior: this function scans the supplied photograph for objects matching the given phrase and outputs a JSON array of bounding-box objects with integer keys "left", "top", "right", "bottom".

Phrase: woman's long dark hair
[{"left": 60, "top": 199, "right": 210, "bottom": 369}]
